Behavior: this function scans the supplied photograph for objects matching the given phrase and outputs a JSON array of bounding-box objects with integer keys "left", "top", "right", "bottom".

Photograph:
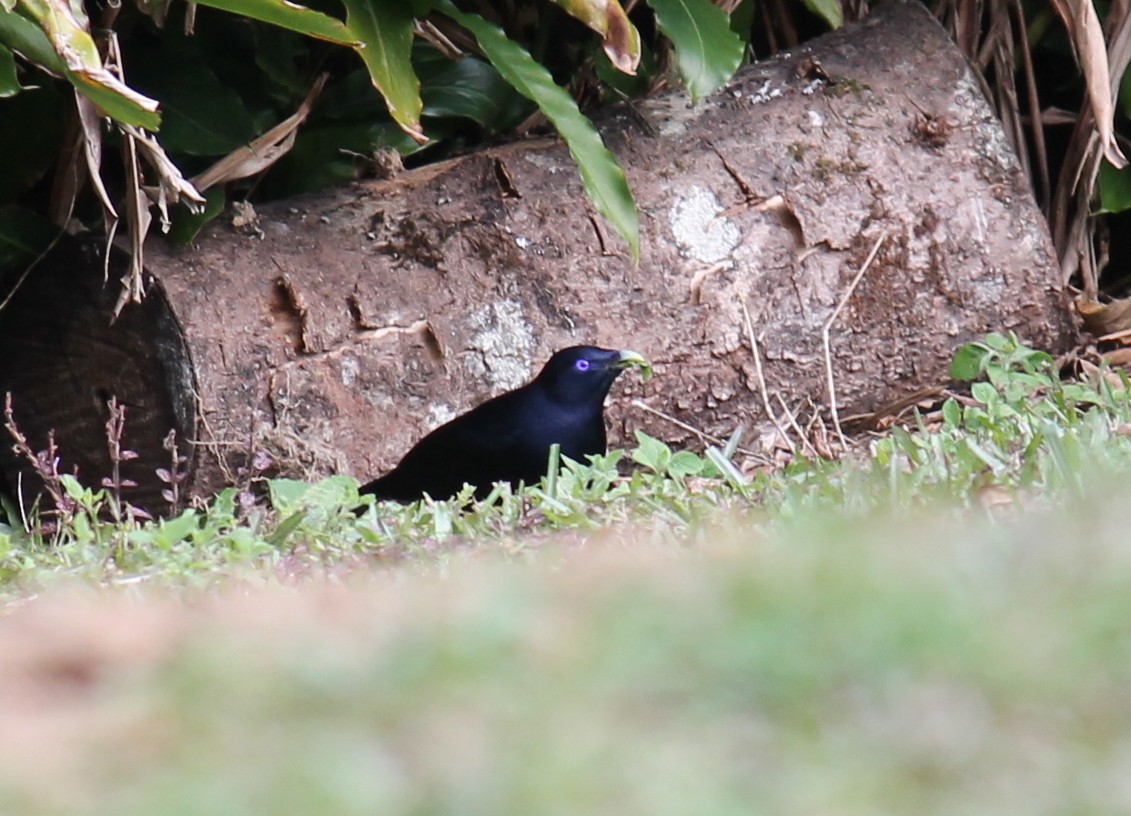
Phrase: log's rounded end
[{"left": 0, "top": 238, "right": 196, "bottom": 518}]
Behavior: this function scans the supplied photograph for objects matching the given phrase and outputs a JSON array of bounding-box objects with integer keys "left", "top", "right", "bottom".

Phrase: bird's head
[{"left": 535, "top": 346, "right": 651, "bottom": 406}]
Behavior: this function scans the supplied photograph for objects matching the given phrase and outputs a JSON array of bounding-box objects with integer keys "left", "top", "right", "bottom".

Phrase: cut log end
[{"left": 0, "top": 240, "right": 197, "bottom": 516}]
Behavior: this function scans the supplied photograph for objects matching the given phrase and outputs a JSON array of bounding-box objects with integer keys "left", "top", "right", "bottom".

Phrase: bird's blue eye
[{"left": 574, "top": 359, "right": 591, "bottom": 372}]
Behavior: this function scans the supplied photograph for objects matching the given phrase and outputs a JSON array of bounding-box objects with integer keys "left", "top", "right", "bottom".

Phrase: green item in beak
[{"left": 615, "top": 349, "right": 652, "bottom": 382}]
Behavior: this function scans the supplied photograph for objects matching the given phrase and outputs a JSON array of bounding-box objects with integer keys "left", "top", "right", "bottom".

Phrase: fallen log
[{"left": 0, "top": 0, "right": 1075, "bottom": 515}]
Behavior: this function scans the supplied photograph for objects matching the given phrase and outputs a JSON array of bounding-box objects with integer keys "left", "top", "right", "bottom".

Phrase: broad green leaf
[
  {"left": 16, "top": 0, "right": 159, "bottom": 126},
  {"left": 552, "top": 0, "right": 641, "bottom": 74},
  {"left": 971, "top": 381, "right": 1000, "bottom": 407},
  {"left": 66, "top": 67, "right": 161, "bottom": 129},
  {"left": 434, "top": 0, "right": 640, "bottom": 260},
  {"left": 0, "top": 44, "right": 20, "bottom": 96},
  {"left": 2, "top": 2, "right": 160, "bottom": 128},
  {"left": 267, "top": 510, "right": 306, "bottom": 546},
  {"left": 167, "top": 186, "right": 226, "bottom": 245},
  {"left": 15, "top": 0, "right": 99, "bottom": 64},
  {"left": 941, "top": 396, "right": 961, "bottom": 428},
  {"left": 339, "top": 0, "right": 423, "bottom": 140},
  {"left": 267, "top": 478, "right": 310, "bottom": 512},
  {"left": 0, "top": 80, "right": 61, "bottom": 203},
  {"left": 802, "top": 0, "right": 843, "bottom": 29},
  {"left": 253, "top": 24, "right": 310, "bottom": 97},
  {"left": 0, "top": 8, "right": 66, "bottom": 74},
  {"left": 646, "top": 0, "right": 744, "bottom": 100},
  {"left": 190, "top": 0, "right": 356, "bottom": 44},
  {"left": 127, "top": 35, "right": 258, "bottom": 155},
  {"left": 668, "top": 450, "right": 706, "bottom": 478},
  {"left": 593, "top": 38, "right": 654, "bottom": 97},
  {"left": 416, "top": 46, "right": 516, "bottom": 125},
  {"left": 1098, "top": 160, "right": 1131, "bottom": 214},
  {"left": 729, "top": 0, "right": 756, "bottom": 40},
  {"left": 950, "top": 342, "right": 989, "bottom": 381},
  {"left": 632, "top": 430, "right": 672, "bottom": 473}
]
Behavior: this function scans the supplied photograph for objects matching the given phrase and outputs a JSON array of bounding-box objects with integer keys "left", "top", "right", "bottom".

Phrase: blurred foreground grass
[
  {"left": 1, "top": 334, "right": 1131, "bottom": 813},
  {"left": 2, "top": 497, "right": 1131, "bottom": 815}
]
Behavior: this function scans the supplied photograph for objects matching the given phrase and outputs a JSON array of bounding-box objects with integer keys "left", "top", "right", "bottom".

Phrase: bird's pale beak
[{"left": 614, "top": 349, "right": 652, "bottom": 382}]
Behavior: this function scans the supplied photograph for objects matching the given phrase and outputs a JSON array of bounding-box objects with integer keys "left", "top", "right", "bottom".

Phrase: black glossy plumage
[{"left": 360, "top": 346, "right": 638, "bottom": 502}]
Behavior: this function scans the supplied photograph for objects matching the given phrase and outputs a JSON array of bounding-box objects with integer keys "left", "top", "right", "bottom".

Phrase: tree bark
[{"left": 0, "top": 0, "right": 1076, "bottom": 514}]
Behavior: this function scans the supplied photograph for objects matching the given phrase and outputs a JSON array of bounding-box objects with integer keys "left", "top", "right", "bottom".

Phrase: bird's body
[{"left": 360, "top": 346, "right": 647, "bottom": 502}]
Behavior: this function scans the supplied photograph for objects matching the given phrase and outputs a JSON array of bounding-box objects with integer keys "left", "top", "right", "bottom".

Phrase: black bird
[{"left": 360, "top": 346, "right": 649, "bottom": 503}]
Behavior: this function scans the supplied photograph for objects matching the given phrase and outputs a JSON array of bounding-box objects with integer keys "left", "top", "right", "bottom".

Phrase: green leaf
[
  {"left": 0, "top": 45, "right": 20, "bottom": 96},
  {"left": 941, "top": 397, "right": 962, "bottom": 429},
  {"left": 802, "top": 0, "right": 843, "bottom": 29},
  {"left": 189, "top": 0, "right": 356, "bottom": 44},
  {"left": 416, "top": 47, "right": 516, "bottom": 126},
  {"left": 66, "top": 68, "right": 161, "bottom": 129},
  {"left": 7, "top": 0, "right": 160, "bottom": 128},
  {"left": 551, "top": 0, "right": 641, "bottom": 74},
  {"left": 971, "top": 381, "right": 1000, "bottom": 407},
  {"left": 268, "top": 510, "right": 307, "bottom": 547},
  {"left": 950, "top": 342, "right": 989, "bottom": 381},
  {"left": 963, "top": 438, "right": 1007, "bottom": 473},
  {"left": 434, "top": 0, "right": 640, "bottom": 260},
  {"left": 268, "top": 478, "right": 310, "bottom": 512},
  {"left": 705, "top": 445, "right": 749, "bottom": 488},
  {"left": 253, "top": 24, "right": 310, "bottom": 97},
  {"left": 632, "top": 430, "right": 672, "bottom": 473},
  {"left": 0, "top": 9, "right": 65, "bottom": 75},
  {"left": 593, "top": 41, "right": 652, "bottom": 98},
  {"left": 128, "top": 36, "right": 259, "bottom": 155},
  {"left": 340, "top": 0, "right": 423, "bottom": 140},
  {"left": 668, "top": 450, "right": 706, "bottom": 478},
  {"left": 157, "top": 509, "right": 202, "bottom": 546},
  {"left": 728, "top": 0, "right": 756, "bottom": 40},
  {"left": 1098, "top": 160, "right": 1131, "bottom": 214},
  {"left": 0, "top": 80, "right": 62, "bottom": 203},
  {"left": 167, "top": 187, "right": 226, "bottom": 245},
  {"left": 646, "top": 0, "right": 744, "bottom": 100}
]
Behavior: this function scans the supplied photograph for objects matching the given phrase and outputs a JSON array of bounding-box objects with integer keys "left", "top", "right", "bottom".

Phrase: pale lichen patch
[
  {"left": 467, "top": 300, "right": 535, "bottom": 391},
  {"left": 670, "top": 187, "right": 741, "bottom": 265}
]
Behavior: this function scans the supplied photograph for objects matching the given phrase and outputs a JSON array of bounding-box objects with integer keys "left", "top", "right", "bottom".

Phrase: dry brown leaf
[
  {"left": 192, "top": 74, "right": 328, "bottom": 192},
  {"left": 1100, "top": 346, "right": 1131, "bottom": 366},
  {"left": 553, "top": 0, "right": 641, "bottom": 75},
  {"left": 976, "top": 484, "right": 1015, "bottom": 515},
  {"left": 1049, "top": 0, "right": 1128, "bottom": 168},
  {"left": 113, "top": 131, "right": 152, "bottom": 318},
  {"left": 1077, "top": 296, "right": 1131, "bottom": 335},
  {"left": 75, "top": 93, "right": 119, "bottom": 224}
]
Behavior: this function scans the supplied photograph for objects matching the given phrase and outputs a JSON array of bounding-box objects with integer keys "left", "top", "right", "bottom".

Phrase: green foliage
[
  {"left": 803, "top": 0, "right": 845, "bottom": 29},
  {"left": 1098, "top": 158, "right": 1131, "bottom": 214},
  {"left": 339, "top": 0, "right": 422, "bottom": 139},
  {"left": 0, "top": 46, "right": 18, "bottom": 97},
  {"left": 648, "top": 0, "right": 746, "bottom": 100},
  {"left": 6, "top": 444, "right": 1131, "bottom": 812},
  {"left": 3, "top": 336, "right": 1131, "bottom": 599},
  {"left": 434, "top": 0, "right": 641, "bottom": 259},
  {"left": 0, "top": 0, "right": 783, "bottom": 261}
]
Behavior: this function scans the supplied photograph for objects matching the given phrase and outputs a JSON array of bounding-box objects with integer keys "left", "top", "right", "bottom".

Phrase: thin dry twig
[
  {"left": 740, "top": 299, "right": 796, "bottom": 456},
  {"left": 629, "top": 399, "right": 769, "bottom": 463},
  {"left": 773, "top": 393, "right": 820, "bottom": 458},
  {"left": 1010, "top": 0, "right": 1050, "bottom": 211},
  {"left": 822, "top": 232, "right": 886, "bottom": 449}
]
